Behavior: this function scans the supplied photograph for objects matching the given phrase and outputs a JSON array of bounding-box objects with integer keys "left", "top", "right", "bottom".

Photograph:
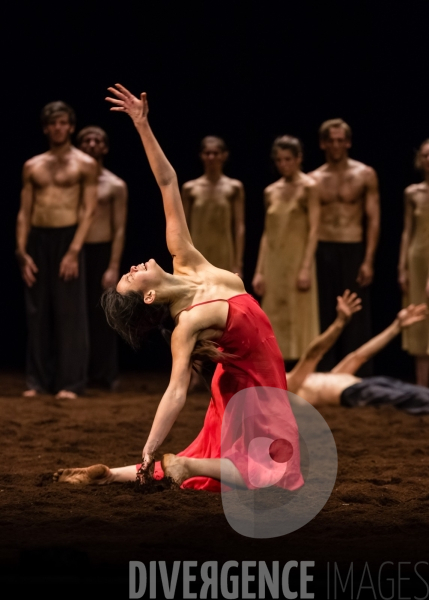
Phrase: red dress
[{"left": 148, "top": 293, "right": 304, "bottom": 492}]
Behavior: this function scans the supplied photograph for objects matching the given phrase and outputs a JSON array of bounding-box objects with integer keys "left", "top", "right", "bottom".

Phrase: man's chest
[
  {"left": 318, "top": 173, "right": 366, "bottom": 205},
  {"left": 31, "top": 159, "right": 82, "bottom": 188}
]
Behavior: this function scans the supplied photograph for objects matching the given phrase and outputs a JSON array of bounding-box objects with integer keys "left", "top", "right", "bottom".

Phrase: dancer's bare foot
[
  {"left": 53, "top": 464, "right": 112, "bottom": 485},
  {"left": 23, "top": 389, "right": 38, "bottom": 398},
  {"left": 161, "top": 454, "right": 190, "bottom": 486},
  {"left": 55, "top": 390, "right": 78, "bottom": 400}
]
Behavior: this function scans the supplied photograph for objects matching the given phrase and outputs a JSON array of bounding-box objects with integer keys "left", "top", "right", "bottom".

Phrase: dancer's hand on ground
[
  {"left": 106, "top": 84, "right": 149, "bottom": 127},
  {"left": 101, "top": 267, "right": 119, "bottom": 290},
  {"left": 59, "top": 251, "right": 79, "bottom": 281},
  {"left": 397, "top": 304, "right": 428, "bottom": 329},
  {"left": 296, "top": 267, "right": 311, "bottom": 291},
  {"left": 16, "top": 251, "right": 38, "bottom": 287},
  {"left": 136, "top": 452, "right": 155, "bottom": 485},
  {"left": 252, "top": 273, "right": 265, "bottom": 296},
  {"left": 398, "top": 270, "right": 409, "bottom": 294},
  {"left": 356, "top": 262, "right": 374, "bottom": 287},
  {"left": 336, "top": 290, "right": 362, "bottom": 323}
]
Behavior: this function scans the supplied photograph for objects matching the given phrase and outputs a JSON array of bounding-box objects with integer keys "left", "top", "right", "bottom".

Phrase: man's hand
[
  {"left": 136, "top": 451, "right": 155, "bottom": 485},
  {"left": 356, "top": 262, "right": 374, "bottom": 287},
  {"left": 16, "top": 251, "right": 38, "bottom": 287},
  {"left": 252, "top": 273, "right": 265, "bottom": 296},
  {"left": 336, "top": 289, "right": 362, "bottom": 323},
  {"left": 397, "top": 304, "right": 428, "bottom": 329},
  {"left": 106, "top": 84, "right": 149, "bottom": 127},
  {"left": 102, "top": 267, "right": 119, "bottom": 290},
  {"left": 59, "top": 251, "right": 79, "bottom": 281},
  {"left": 398, "top": 270, "right": 409, "bottom": 294},
  {"left": 297, "top": 267, "right": 311, "bottom": 291}
]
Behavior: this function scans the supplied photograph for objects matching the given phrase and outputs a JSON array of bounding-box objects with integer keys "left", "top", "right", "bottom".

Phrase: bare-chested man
[
  {"left": 310, "top": 119, "right": 380, "bottom": 374},
  {"left": 16, "top": 101, "right": 98, "bottom": 399},
  {"left": 77, "top": 126, "right": 128, "bottom": 389},
  {"left": 287, "top": 292, "right": 428, "bottom": 415},
  {"left": 181, "top": 136, "right": 245, "bottom": 276}
]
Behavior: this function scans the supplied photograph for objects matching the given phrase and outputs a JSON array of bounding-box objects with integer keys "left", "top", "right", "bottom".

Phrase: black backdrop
[{"left": 2, "top": 1, "right": 428, "bottom": 378}]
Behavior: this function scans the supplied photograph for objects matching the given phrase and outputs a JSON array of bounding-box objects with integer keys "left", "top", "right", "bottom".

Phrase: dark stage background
[{"left": 2, "top": 1, "right": 428, "bottom": 379}]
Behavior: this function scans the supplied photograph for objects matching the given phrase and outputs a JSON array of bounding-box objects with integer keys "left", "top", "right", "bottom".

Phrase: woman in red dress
[{"left": 54, "top": 84, "right": 303, "bottom": 492}]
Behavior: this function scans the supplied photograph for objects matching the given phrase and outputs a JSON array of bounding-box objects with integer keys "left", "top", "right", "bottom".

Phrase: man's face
[
  {"left": 200, "top": 142, "right": 228, "bottom": 171},
  {"left": 274, "top": 149, "right": 302, "bottom": 178},
  {"left": 79, "top": 132, "right": 108, "bottom": 161},
  {"left": 420, "top": 144, "right": 429, "bottom": 175},
  {"left": 43, "top": 112, "right": 74, "bottom": 146},
  {"left": 320, "top": 127, "right": 351, "bottom": 162}
]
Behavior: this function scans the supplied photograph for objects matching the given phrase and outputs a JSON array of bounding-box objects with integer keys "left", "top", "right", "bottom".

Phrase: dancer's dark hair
[
  {"left": 40, "top": 101, "right": 76, "bottom": 127},
  {"left": 319, "top": 118, "right": 352, "bottom": 141},
  {"left": 200, "top": 136, "right": 228, "bottom": 153},
  {"left": 76, "top": 126, "right": 110, "bottom": 148},
  {"left": 271, "top": 135, "right": 303, "bottom": 159},
  {"left": 101, "top": 289, "right": 233, "bottom": 363},
  {"left": 415, "top": 139, "right": 429, "bottom": 171}
]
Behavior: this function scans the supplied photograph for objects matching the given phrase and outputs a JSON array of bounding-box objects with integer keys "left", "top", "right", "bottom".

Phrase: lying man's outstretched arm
[
  {"left": 287, "top": 291, "right": 362, "bottom": 393},
  {"left": 332, "top": 304, "right": 428, "bottom": 375}
]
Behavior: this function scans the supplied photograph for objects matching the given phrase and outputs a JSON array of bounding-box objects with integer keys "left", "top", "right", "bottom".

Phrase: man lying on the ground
[{"left": 287, "top": 291, "right": 428, "bottom": 414}]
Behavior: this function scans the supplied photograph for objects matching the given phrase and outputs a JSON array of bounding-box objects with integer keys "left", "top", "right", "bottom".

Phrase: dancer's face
[
  {"left": 420, "top": 143, "right": 429, "bottom": 174},
  {"left": 320, "top": 127, "right": 351, "bottom": 162},
  {"left": 116, "top": 259, "right": 164, "bottom": 301},
  {"left": 79, "top": 132, "right": 108, "bottom": 161},
  {"left": 43, "top": 112, "right": 74, "bottom": 146},
  {"left": 274, "top": 149, "right": 302, "bottom": 178},
  {"left": 200, "top": 142, "right": 228, "bottom": 171}
]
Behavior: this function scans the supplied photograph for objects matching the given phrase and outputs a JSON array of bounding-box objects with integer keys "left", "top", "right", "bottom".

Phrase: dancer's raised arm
[
  {"left": 106, "top": 84, "right": 204, "bottom": 269},
  {"left": 288, "top": 291, "right": 362, "bottom": 393}
]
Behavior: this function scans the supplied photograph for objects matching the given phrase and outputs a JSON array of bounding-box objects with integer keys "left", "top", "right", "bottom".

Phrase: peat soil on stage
[{"left": 1, "top": 371, "right": 429, "bottom": 596}]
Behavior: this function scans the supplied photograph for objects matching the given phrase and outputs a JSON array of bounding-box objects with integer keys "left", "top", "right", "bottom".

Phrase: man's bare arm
[
  {"left": 398, "top": 188, "right": 414, "bottom": 293},
  {"left": 288, "top": 291, "right": 362, "bottom": 393},
  {"left": 297, "top": 182, "right": 320, "bottom": 291},
  {"left": 16, "top": 162, "right": 38, "bottom": 287},
  {"left": 102, "top": 181, "right": 128, "bottom": 289},
  {"left": 332, "top": 304, "right": 428, "bottom": 375},
  {"left": 59, "top": 159, "right": 98, "bottom": 281},
  {"left": 357, "top": 168, "right": 380, "bottom": 287},
  {"left": 232, "top": 182, "right": 245, "bottom": 276}
]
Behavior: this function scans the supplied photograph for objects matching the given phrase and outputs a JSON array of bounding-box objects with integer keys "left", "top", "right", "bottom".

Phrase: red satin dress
[{"left": 145, "top": 293, "right": 304, "bottom": 492}]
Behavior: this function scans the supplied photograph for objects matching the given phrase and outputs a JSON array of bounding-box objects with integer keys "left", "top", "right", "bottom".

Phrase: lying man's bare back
[{"left": 288, "top": 292, "right": 428, "bottom": 414}]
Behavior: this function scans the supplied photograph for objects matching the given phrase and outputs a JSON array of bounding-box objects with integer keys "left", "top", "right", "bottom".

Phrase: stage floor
[{"left": 1, "top": 370, "right": 429, "bottom": 593}]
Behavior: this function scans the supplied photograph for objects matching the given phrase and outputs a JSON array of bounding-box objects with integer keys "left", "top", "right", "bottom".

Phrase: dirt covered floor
[{"left": 1, "top": 370, "right": 429, "bottom": 598}]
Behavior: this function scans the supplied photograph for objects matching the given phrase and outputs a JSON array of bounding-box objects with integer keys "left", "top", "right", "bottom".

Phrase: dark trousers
[
  {"left": 341, "top": 376, "right": 429, "bottom": 415},
  {"left": 85, "top": 242, "right": 118, "bottom": 387},
  {"left": 25, "top": 226, "right": 88, "bottom": 394},
  {"left": 316, "top": 241, "right": 372, "bottom": 376}
]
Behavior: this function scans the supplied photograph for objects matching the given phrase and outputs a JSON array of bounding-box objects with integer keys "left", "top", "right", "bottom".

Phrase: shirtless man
[
  {"left": 182, "top": 136, "right": 245, "bottom": 276},
  {"left": 310, "top": 119, "right": 380, "bottom": 374},
  {"left": 16, "top": 101, "right": 98, "bottom": 399},
  {"left": 287, "top": 291, "right": 429, "bottom": 414},
  {"left": 77, "top": 126, "right": 128, "bottom": 389}
]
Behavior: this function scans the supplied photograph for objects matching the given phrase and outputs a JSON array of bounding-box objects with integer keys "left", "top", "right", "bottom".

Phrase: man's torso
[
  {"left": 297, "top": 372, "right": 361, "bottom": 406},
  {"left": 310, "top": 159, "right": 370, "bottom": 242},
  {"left": 85, "top": 168, "right": 122, "bottom": 243},
  {"left": 28, "top": 147, "right": 91, "bottom": 228}
]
